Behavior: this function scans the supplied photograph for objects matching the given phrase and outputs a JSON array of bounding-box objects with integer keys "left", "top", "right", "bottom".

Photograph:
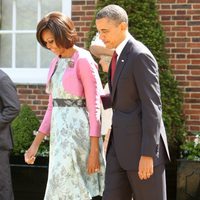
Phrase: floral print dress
[{"left": 44, "top": 58, "right": 105, "bottom": 200}]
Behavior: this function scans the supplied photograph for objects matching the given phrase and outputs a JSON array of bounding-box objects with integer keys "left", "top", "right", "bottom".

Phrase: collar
[{"left": 115, "top": 32, "right": 131, "bottom": 60}]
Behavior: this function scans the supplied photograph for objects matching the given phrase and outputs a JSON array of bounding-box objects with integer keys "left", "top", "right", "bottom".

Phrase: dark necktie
[{"left": 111, "top": 51, "right": 118, "bottom": 82}]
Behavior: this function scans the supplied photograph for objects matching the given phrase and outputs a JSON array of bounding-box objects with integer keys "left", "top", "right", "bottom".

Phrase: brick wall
[
  {"left": 17, "top": 85, "right": 47, "bottom": 120},
  {"left": 17, "top": 0, "right": 200, "bottom": 133},
  {"left": 157, "top": 0, "right": 200, "bottom": 132},
  {"left": 71, "top": 0, "right": 97, "bottom": 48}
]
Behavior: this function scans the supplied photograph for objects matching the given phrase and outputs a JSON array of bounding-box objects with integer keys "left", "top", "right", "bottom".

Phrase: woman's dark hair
[{"left": 36, "top": 11, "right": 78, "bottom": 49}]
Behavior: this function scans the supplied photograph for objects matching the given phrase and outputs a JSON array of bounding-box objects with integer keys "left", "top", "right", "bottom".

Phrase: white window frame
[{"left": 0, "top": 0, "right": 71, "bottom": 84}]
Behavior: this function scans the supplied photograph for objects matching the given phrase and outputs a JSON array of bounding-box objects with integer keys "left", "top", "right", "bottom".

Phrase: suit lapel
[{"left": 111, "top": 40, "right": 132, "bottom": 102}]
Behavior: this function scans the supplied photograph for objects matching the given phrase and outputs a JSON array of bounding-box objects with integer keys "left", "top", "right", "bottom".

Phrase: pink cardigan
[{"left": 39, "top": 47, "right": 104, "bottom": 137}]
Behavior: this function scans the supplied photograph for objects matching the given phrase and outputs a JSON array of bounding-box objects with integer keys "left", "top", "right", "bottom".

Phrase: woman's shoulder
[
  {"left": 74, "top": 47, "right": 98, "bottom": 71},
  {"left": 74, "top": 46, "right": 93, "bottom": 61},
  {"left": 50, "top": 56, "right": 59, "bottom": 66}
]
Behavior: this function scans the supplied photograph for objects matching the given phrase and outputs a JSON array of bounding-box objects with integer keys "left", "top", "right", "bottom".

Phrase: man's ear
[{"left": 120, "top": 22, "right": 128, "bottom": 31}]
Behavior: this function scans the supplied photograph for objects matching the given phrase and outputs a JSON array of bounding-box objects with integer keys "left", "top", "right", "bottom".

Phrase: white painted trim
[
  {"left": 0, "top": 30, "right": 36, "bottom": 34},
  {"left": 62, "top": 0, "right": 71, "bottom": 17},
  {"left": 12, "top": 0, "right": 16, "bottom": 69},
  {"left": 36, "top": 0, "right": 42, "bottom": 69},
  {"left": 1, "top": 68, "right": 48, "bottom": 84}
]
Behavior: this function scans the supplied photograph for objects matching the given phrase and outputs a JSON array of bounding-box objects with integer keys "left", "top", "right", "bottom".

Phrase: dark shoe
[{"left": 92, "top": 196, "right": 102, "bottom": 200}]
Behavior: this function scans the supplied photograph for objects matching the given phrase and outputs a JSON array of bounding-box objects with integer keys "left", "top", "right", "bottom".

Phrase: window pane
[
  {"left": 41, "top": 47, "right": 54, "bottom": 68},
  {"left": 16, "top": 34, "right": 36, "bottom": 68},
  {"left": 16, "top": 0, "right": 37, "bottom": 30},
  {"left": 40, "top": 0, "right": 62, "bottom": 68},
  {"left": 41, "top": 0, "right": 62, "bottom": 16},
  {"left": 1, "top": 0, "right": 12, "bottom": 29},
  {"left": 0, "top": 34, "right": 12, "bottom": 68}
]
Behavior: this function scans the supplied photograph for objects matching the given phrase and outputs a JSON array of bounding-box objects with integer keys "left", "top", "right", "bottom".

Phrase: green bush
[
  {"left": 180, "top": 132, "right": 200, "bottom": 161},
  {"left": 11, "top": 104, "right": 49, "bottom": 157},
  {"left": 87, "top": 0, "right": 186, "bottom": 160}
]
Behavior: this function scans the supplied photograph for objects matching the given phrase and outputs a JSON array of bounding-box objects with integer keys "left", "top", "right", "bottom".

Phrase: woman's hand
[
  {"left": 24, "top": 144, "right": 38, "bottom": 164},
  {"left": 24, "top": 131, "right": 45, "bottom": 164},
  {"left": 87, "top": 136, "right": 100, "bottom": 174},
  {"left": 87, "top": 150, "right": 100, "bottom": 174}
]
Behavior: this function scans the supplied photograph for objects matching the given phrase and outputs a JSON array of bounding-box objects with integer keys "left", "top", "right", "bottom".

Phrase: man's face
[{"left": 96, "top": 18, "right": 126, "bottom": 49}]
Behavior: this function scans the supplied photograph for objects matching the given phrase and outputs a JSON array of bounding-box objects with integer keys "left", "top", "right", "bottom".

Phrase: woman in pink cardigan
[{"left": 24, "top": 12, "right": 105, "bottom": 200}]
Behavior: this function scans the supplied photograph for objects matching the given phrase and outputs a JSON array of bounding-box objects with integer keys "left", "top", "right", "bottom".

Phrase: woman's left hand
[{"left": 87, "top": 150, "right": 100, "bottom": 174}]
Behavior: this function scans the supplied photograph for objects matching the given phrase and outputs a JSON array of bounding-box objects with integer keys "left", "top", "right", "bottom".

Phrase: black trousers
[
  {"left": 103, "top": 141, "right": 167, "bottom": 200},
  {"left": 0, "top": 150, "right": 14, "bottom": 200}
]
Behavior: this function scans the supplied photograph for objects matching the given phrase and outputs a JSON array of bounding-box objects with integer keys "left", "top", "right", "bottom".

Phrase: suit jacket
[
  {"left": 39, "top": 47, "right": 104, "bottom": 137},
  {"left": 0, "top": 70, "right": 20, "bottom": 150},
  {"left": 108, "top": 36, "right": 170, "bottom": 170}
]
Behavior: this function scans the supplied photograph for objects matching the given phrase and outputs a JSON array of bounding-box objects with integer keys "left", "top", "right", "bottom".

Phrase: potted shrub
[
  {"left": 11, "top": 104, "right": 49, "bottom": 200},
  {"left": 176, "top": 132, "right": 200, "bottom": 200}
]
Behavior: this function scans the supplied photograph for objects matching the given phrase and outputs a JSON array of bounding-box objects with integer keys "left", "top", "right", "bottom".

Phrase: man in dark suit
[
  {"left": 0, "top": 69, "right": 20, "bottom": 200},
  {"left": 96, "top": 4, "right": 170, "bottom": 200}
]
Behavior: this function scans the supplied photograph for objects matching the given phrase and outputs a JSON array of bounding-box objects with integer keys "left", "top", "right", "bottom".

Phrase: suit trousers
[
  {"left": 103, "top": 139, "right": 167, "bottom": 200},
  {"left": 0, "top": 150, "right": 14, "bottom": 200}
]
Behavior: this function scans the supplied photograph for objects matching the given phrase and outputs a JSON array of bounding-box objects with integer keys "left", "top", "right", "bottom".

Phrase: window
[{"left": 0, "top": 0, "right": 71, "bottom": 84}]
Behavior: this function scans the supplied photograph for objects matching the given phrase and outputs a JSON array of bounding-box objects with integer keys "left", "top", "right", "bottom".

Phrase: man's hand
[{"left": 138, "top": 156, "right": 153, "bottom": 180}]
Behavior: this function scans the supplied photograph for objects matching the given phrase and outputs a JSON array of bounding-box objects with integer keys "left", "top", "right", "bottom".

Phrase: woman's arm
[
  {"left": 24, "top": 131, "right": 45, "bottom": 164},
  {"left": 38, "top": 94, "right": 53, "bottom": 135},
  {"left": 90, "top": 45, "right": 114, "bottom": 58},
  {"left": 77, "top": 54, "right": 104, "bottom": 173}
]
